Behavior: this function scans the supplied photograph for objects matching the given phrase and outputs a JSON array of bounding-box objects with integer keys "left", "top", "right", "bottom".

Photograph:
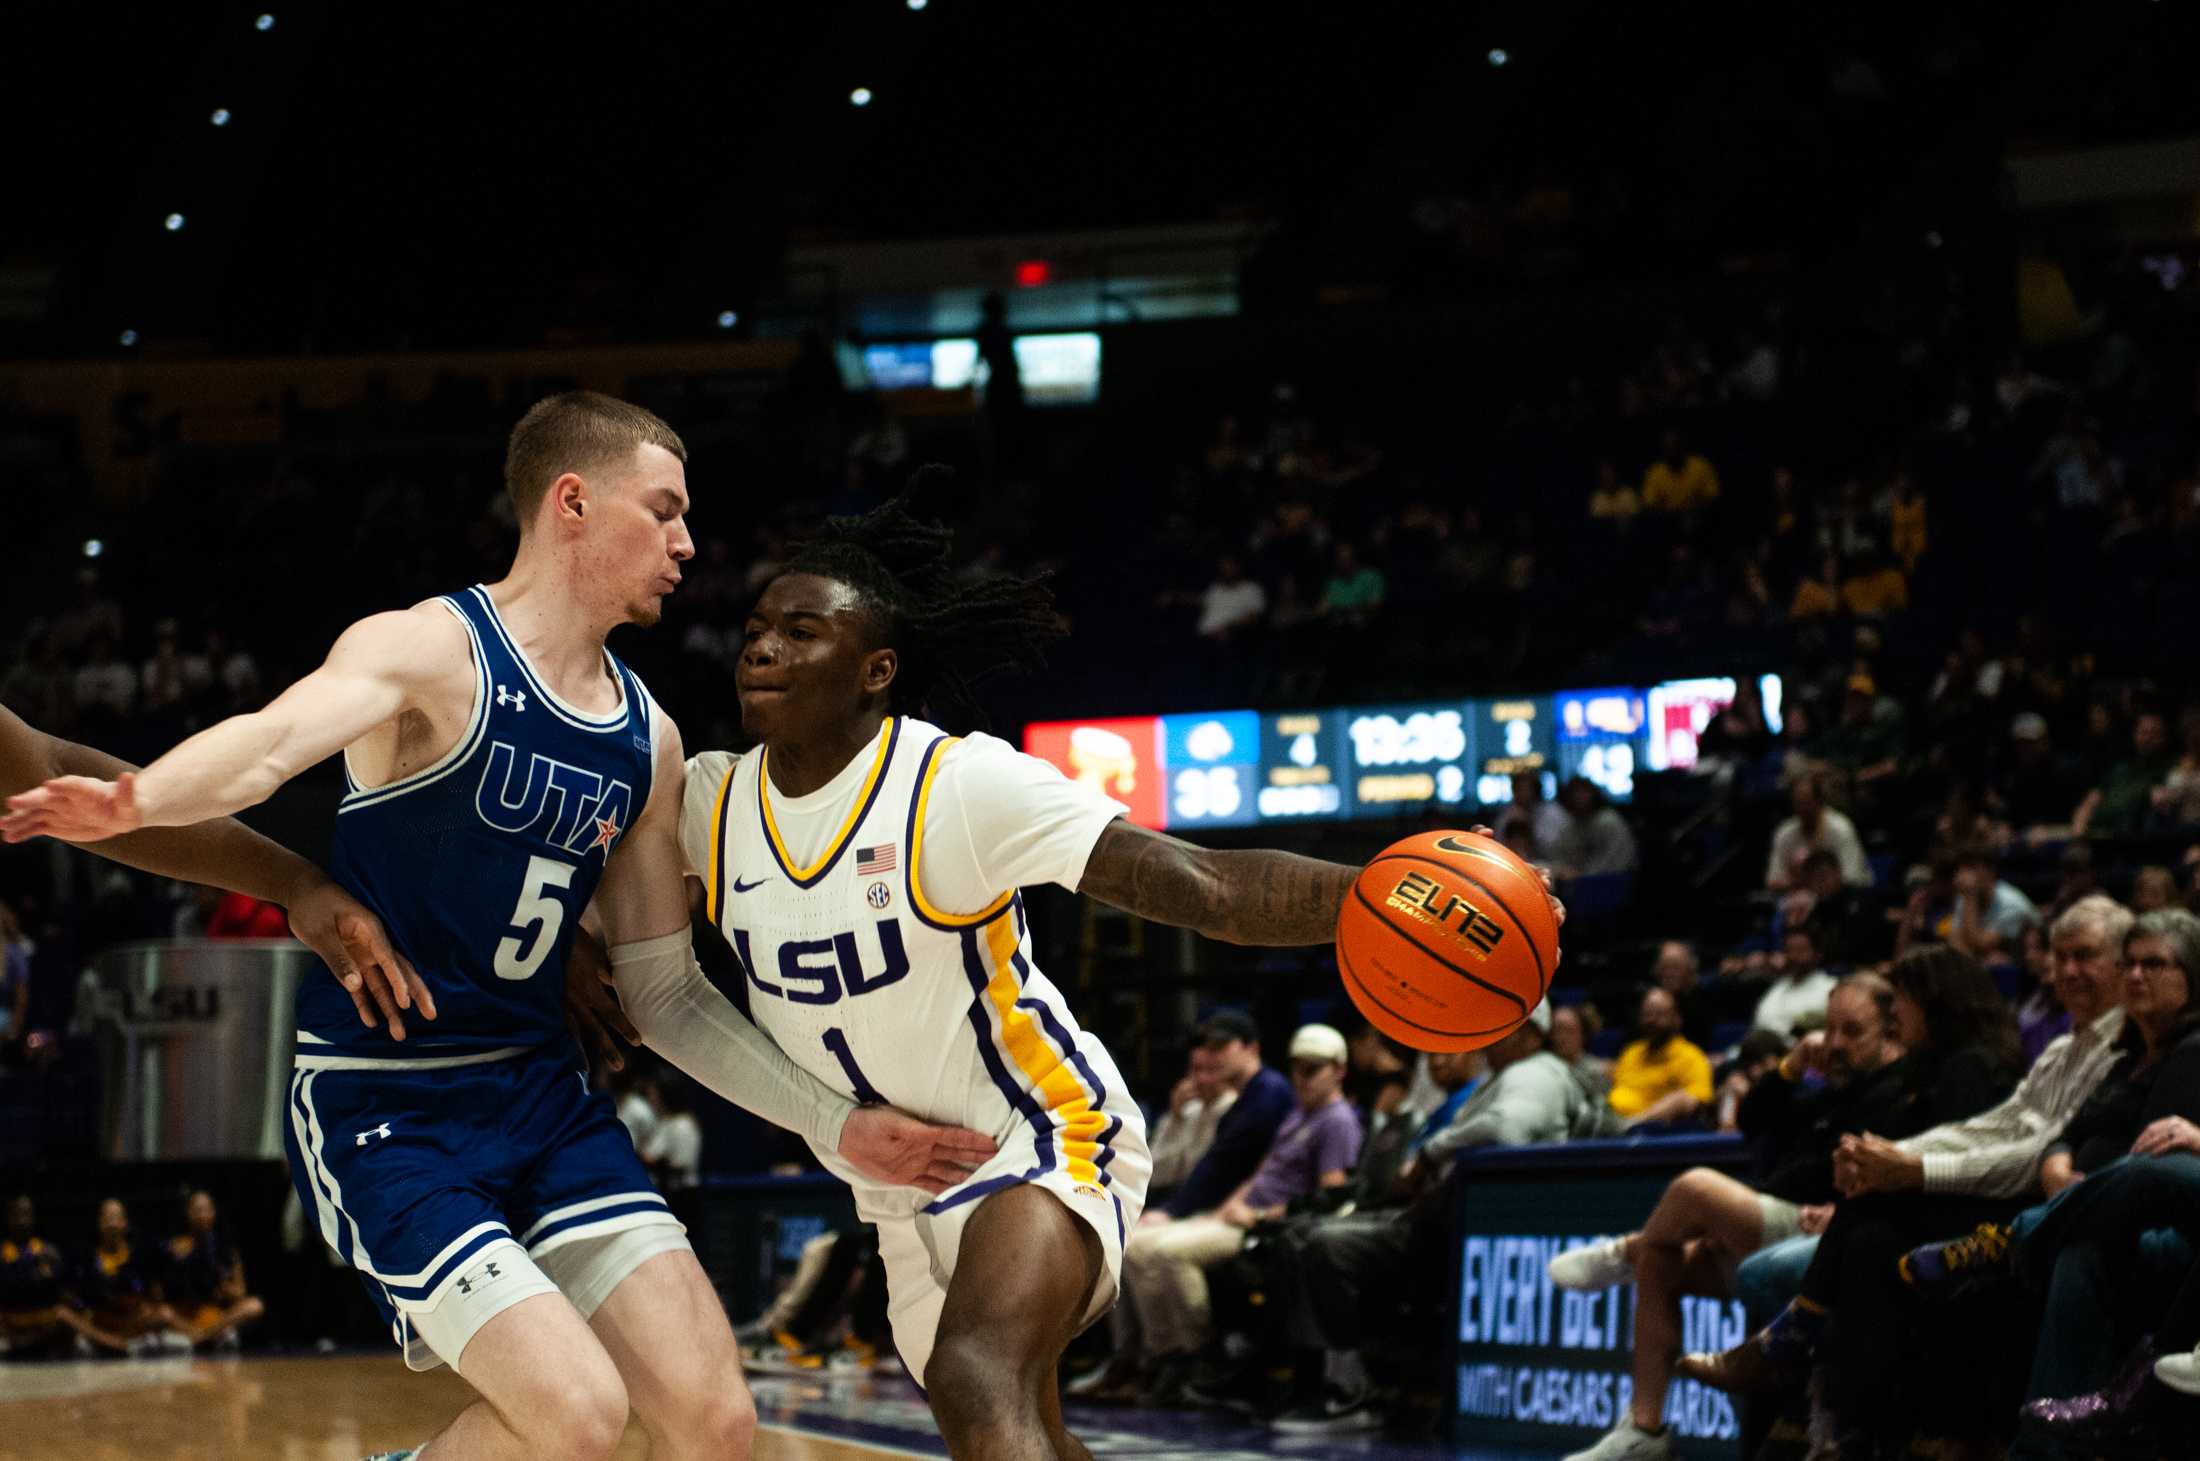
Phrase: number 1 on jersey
[
  {"left": 495, "top": 855, "right": 577, "bottom": 981},
  {"left": 822, "top": 1027, "right": 883, "bottom": 1104}
]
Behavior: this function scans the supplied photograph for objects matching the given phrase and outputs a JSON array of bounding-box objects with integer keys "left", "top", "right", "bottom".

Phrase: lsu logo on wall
[
  {"left": 1386, "top": 871, "right": 1506, "bottom": 957},
  {"left": 475, "top": 742, "right": 635, "bottom": 857}
]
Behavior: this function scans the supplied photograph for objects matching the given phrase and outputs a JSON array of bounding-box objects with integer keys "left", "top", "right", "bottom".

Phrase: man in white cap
[{"left": 1121, "top": 1022, "right": 1363, "bottom": 1401}]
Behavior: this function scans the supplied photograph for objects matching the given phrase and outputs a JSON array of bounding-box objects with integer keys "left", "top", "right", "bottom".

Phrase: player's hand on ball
[
  {"left": 1468, "top": 822, "right": 1567, "bottom": 953},
  {"left": 564, "top": 928, "right": 638, "bottom": 1072},
  {"left": 1, "top": 772, "right": 144, "bottom": 844},
  {"left": 839, "top": 1107, "right": 999, "bottom": 1196},
  {"left": 288, "top": 878, "right": 436, "bottom": 1040}
]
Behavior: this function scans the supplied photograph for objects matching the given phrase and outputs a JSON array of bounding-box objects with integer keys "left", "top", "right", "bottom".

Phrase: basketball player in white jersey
[
  {"left": 617, "top": 489, "right": 1564, "bottom": 1460},
  {"left": 4, "top": 396, "right": 998, "bottom": 1461}
]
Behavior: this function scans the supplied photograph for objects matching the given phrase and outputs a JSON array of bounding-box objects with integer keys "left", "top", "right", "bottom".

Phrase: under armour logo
[
  {"left": 355, "top": 1122, "right": 392, "bottom": 1146},
  {"left": 455, "top": 1259, "right": 504, "bottom": 1296},
  {"left": 496, "top": 686, "right": 527, "bottom": 713}
]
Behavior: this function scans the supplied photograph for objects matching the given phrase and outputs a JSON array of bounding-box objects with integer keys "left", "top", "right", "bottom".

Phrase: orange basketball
[{"left": 1335, "top": 829, "right": 1560, "bottom": 1053}]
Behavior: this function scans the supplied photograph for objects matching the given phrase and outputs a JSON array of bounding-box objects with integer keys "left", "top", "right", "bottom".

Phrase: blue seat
[
  {"left": 1589, "top": 1027, "right": 1627, "bottom": 1060},
  {"left": 1707, "top": 1020, "right": 1752, "bottom": 1054}
]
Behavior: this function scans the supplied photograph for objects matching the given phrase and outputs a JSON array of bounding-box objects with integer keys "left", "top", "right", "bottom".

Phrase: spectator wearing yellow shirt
[
  {"left": 1608, "top": 988, "right": 1716, "bottom": 1126},
  {"left": 1840, "top": 553, "right": 1909, "bottom": 618},
  {"left": 1888, "top": 474, "right": 1927, "bottom": 573},
  {"left": 1587, "top": 459, "right": 1641, "bottom": 523},
  {"left": 1640, "top": 430, "right": 1721, "bottom": 513},
  {"left": 1789, "top": 553, "right": 1843, "bottom": 620}
]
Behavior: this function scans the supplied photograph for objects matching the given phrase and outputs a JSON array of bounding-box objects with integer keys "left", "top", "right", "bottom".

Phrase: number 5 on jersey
[{"left": 495, "top": 855, "right": 577, "bottom": 981}]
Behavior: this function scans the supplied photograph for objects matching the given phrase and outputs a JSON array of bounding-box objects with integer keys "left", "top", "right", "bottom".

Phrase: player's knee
[
  {"left": 927, "top": 1328, "right": 1020, "bottom": 1429},
  {"left": 527, "top": 1363, "right": 629, "bottom": 1460},
  {"left": 686, "top": 1382, "right": 756, "bottom": 1458}
]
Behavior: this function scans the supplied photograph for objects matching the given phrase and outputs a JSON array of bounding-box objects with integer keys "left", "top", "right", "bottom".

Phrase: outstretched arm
[
  {"left": 0, "top": 703, "right": 433, "bottom": 1037},
  {"left": 596, "top": 715, "right": 996, "bottom": 1194},
  {"left": 1074, "top": 818, "right": 1365, "bottom": 946},
  {"left": 1077, "top": 817, "right": 1565, "bottom": 949},
  {"left": 2, "top": 606, "right": 465, "bottom": 841}
]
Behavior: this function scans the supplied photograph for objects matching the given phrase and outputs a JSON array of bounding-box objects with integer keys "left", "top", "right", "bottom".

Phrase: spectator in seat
[
  {"left": 1998, "top": 713, "right": 2084, "bottom": 846},
  {"left": 1149, "top": 1043, "right": 1236, "bottom": 1200},
  {"left": 60, "top": 1198, "right": 178, "bottom": 1355},
  {"left": 1267, "top": 1002, "right": 1606, "bottom": 1433},
  {"left": 1496, "top": 770, "right": 1568, "bottom": 864},
  {"left": 1587, "top": 459, "right": 1641, "bottom": 524},
  {"left": 1145, "top": 1012, "right": 1293, "bottom": 1229},
  {"left": 2071, "top": 706, "right": 2174, "bottom": 839},
  {"left": 1767, "top": 771, "right": 1871, "bottom": 891},
  {"left": 639, "top": 1072, "right": 703, "bottom": 1191},
  {"left": 1790, "top": 847, "right": 1878, "bottom": 966},
  {"left": 1194, "top": 555, "right": 1267, "bottom": 645},
  {"left": 1649, "top": 940, "right": 1717, "bottom": 1049},
  {"left": 1946, "top": 843, "right": 2039, "bottom": 965},
  {"left": 161, "top": 1191, "right": 264, "bottom": 1351},
  {"left": 1122, "top": 1024, "right": 1360, "bottom": 1403},
  {"left": 1555, "top": 973, "right": 1922, "bottom": 1461},
  {"left": 1315, "top": 542, "right": 1386, "bottom": 630},
  {"left": 1610, "top": 988, "right": 1715, "bottom": 1126},
  {"left": 1752, "top": 922, "right": 1837, "bottom": 1040},
  {"left": 2132, "top": 864, "right": 2179, "bottom": 915},
  {"left": 1550, "top": 776, "right": 1638, "bottom": 878},
  {"left": 1839, "top": 552, "right": 1909, "bottom": 619},
  {"left": 1640, "top": 430, "right": 1720, "bottom": 514},
  {"left": 1552, "top": 1004, "right": 1613, "bottom": 1101},
  {"left": 1789, "top": 553, "right": 1843, "bottom": 621},
  {"left": 0, "top": 1195, "right": 69, "bottom": 1355},
  {"left": 1678, "top": 947, "right": 2031, "bottom": 1448},
  {"left": 2149, "top": 707, "right": 2200, "bottom": 827}
]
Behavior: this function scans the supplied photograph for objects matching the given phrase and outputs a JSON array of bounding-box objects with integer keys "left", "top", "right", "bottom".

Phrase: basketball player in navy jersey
[
  {"left": 4, "top": 394, "right": 995, "bottom": 1461},
  {"left": 629, "top": 491, "right": 1563, "bottom": 1460},
  {"left": 0, "top": 702, "right": 427, "bottom": 1037}
]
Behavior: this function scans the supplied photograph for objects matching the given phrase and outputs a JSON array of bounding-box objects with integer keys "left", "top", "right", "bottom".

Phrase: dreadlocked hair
[{"left": 782, "top": 470, "right": 1064, "bottom": 732}]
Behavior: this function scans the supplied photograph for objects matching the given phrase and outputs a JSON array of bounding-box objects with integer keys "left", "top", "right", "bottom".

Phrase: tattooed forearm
[{"left": 1079, "top": 819, "right": 1357, "bottom": 946}]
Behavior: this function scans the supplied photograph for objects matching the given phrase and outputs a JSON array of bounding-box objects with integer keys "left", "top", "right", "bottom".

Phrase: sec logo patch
[{"left": 866, "top": 882, "right": 893, "bottom": 910}]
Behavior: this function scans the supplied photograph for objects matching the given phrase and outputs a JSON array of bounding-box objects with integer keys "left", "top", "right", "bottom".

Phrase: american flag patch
[{"left": 855, "top": 844, "right": 898, "bottom": 875}]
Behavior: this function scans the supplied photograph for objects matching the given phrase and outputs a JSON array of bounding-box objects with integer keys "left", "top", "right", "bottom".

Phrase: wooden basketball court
[{"left": 0, "top": 1355, "right": 920, "bottom": 1461}]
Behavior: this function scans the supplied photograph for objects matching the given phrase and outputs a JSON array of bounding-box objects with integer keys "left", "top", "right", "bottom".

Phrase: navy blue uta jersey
[{"left": 294, "top": 586, "right": 657, "bottom": 1057}]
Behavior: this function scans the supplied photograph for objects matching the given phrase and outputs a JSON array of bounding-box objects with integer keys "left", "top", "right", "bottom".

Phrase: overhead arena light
[
  {"left": 1487, "top": 48, "right": 1509, "bottom": 67},
  {"left": 164, "top": 213, "right": 186, "bottom": 232},
  {"left": 210, "top": 108, "right": 232, "bottom": 127},
  {"left": 255, "top": 13, "right": 275, "bottom": 31},
  {"left": 118, "top": 329, "right": 139, "bottom": 347},
  {"left": 850, "top": 87, "right": 873, "bottom": 107},
  {"left": 716, "top": 310, "right": 739, "bottom": 329}
]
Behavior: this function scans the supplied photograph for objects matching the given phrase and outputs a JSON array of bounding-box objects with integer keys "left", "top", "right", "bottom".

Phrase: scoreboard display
[{"left": 1023, "top": 675, "right": 1775, "bottom": 832}]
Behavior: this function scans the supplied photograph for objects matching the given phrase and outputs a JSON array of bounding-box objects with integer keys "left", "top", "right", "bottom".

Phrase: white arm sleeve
[{"left": 611, "top": 931, "right": 852, "bottom": 1155}]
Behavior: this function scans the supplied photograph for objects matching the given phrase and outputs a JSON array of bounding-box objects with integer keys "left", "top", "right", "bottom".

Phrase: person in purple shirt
[{"left": 1123, "top": 1023, "right": 1363, "bottom": 1402}]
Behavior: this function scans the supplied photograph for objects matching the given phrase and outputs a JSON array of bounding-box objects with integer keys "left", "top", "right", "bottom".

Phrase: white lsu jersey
[{"left": 679, "top": 717, "right": 1147, "bottom": 1227}]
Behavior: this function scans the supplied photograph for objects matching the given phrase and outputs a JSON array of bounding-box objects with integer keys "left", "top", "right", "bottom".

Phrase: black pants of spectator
[
  {"left": 1293, "top": 1187, "right": 1455, "bottom": 1353},
  {"left": 2013, "top": 1156, "right": 2200, "bottom": 1403},
  {"left": 1798, "top": 1190, "right": 2031, "bottom": 1436}
]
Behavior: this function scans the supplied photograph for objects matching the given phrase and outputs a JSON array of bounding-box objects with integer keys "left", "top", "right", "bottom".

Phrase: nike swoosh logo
[
  {"left": 1434, "top": 834, "right": 1478, "bottom": 854},
  {"left": 731, "top": 876, "right": 774, "bottom": 894}
]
